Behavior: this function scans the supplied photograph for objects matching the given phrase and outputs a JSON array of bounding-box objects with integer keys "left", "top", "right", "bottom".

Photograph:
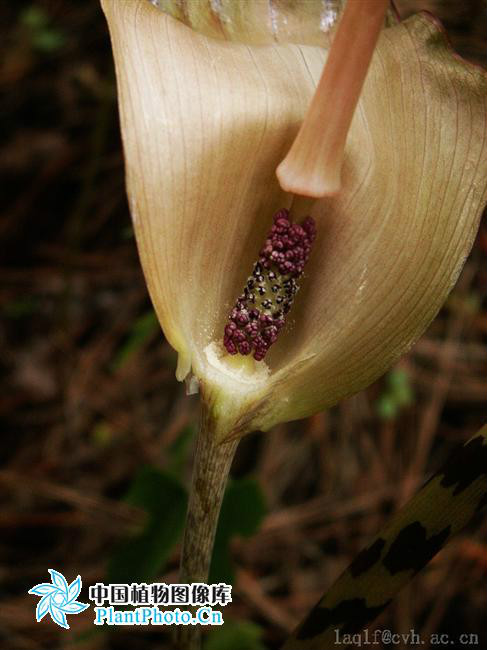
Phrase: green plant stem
[{"left": 176, "top": 403, "right": 239, "bottom": 650}]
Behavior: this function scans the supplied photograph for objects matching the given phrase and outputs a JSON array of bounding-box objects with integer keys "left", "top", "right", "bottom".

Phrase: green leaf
[
  {"left": 20, "top": 6, "right": 49, "bottom": 29},
  {"left": 108, "top": 467, "right": 187, "bottom": 583},
  {"left": 110, "top": 310, "right": 159, "bottom": 370},
  {"left": 376, "top": 394, "right": 397, "bottom": 421},
  {"left": 32, "top": 29, "right": 65, "bottom": 52},
  {"left": 376, "top": 368, "right": 414, "bottom": 418},
  {"left": 394, "top": 383, "right": 413, "bottom": 407},
  {"left": 203, "top": 621, "right": 266, "bottom": 650},
  {"left": 20, "top": 5, "right": 66, "bottom": 52},
  {"left": 209, "top": 478, "right": 266, "bottom": 584},
  {"left": 386, "top": 368, "right": 409, "bottom": 392}
]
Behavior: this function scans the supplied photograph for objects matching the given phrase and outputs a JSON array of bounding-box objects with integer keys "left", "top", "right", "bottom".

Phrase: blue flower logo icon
[{"left": 28, "top": 569, "right": 89, "bottom": 629}]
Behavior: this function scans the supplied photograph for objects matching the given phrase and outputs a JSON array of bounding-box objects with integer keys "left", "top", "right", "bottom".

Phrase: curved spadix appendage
[
  {"left": 276, "top": 0, "right": 390, "bottom": 198},
  {"left": 224, "top": 209, "right": 316, "bottom": 361}
]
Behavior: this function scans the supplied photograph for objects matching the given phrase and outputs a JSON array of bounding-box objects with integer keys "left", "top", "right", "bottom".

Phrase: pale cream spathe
[{"left": 102, "top": 0, "right": 487, "bottom": 440}]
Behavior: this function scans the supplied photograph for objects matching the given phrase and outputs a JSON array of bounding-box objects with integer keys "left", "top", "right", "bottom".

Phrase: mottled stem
[
  {"left": 176, "top": 403, "right": 239, "bottom": 650},
  {"left": 283, "top": 424, "right": 487, "bottom": 649}
]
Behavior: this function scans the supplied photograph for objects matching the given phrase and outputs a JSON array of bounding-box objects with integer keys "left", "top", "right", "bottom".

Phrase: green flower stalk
[{"left": 101, "top": 0, "right": 487, "bottom": 646}]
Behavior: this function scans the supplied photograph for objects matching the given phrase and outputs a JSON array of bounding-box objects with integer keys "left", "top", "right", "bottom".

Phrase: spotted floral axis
[{"left": 223, "top": 208, "right": 316, "bottom": 361}]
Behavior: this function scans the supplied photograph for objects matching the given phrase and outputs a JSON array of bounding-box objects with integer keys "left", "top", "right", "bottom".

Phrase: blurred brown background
[{"left": 1, "top": 1, "right": 486, "bottom": 649}]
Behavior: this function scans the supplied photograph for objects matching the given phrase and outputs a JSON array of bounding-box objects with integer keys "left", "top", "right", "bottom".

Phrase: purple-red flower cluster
[{"left": 224, "top": 209, "right": 316, "bottom": 361}]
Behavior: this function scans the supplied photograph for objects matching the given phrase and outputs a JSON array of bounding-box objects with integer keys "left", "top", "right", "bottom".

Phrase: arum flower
[
  {"left": 101, "top": 0, "right": 487, "bottom": 444},
  {"left": 101, "top": 5, "right": 487, "bottom": 649}
]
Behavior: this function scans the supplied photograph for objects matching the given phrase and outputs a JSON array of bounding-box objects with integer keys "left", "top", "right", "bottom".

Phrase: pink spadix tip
[{"left": 223, "top": 209, "right": 316, "bottom": 361}]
